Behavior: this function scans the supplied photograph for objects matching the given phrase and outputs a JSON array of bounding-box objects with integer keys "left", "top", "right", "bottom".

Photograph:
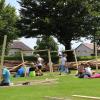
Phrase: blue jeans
[{"left": 59, "top": 65, "right": 65, "bottom": 72}]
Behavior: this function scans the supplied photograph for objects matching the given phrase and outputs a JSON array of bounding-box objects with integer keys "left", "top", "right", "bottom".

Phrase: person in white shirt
[
  {"left": 84, "top": 63, "right": 92, "bottom": 77},
  {"left": 36, "top": 54, "right": 44, "bottom": 76},
  {"left": 59, "top": 53, "right": 67, "bottom": 75}
]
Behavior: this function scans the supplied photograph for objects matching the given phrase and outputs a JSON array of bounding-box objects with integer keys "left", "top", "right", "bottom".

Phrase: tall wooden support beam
[
  {"left": 95, "top": 42, "right": 98, "bottom": 72},
  {"left": 0, "top": 35, "right": 7, "bottom": 79},
  {"left": 48, "top": 49, "right": 53, "bottom": 72}
]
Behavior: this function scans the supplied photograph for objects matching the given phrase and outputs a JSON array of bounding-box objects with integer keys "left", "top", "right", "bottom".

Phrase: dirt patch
[
  {"left": 0, "top": 78, "right": 58, "bottom": 87},
  {"left": 44, "top": 96, "right": 71, "bottom": 100}
]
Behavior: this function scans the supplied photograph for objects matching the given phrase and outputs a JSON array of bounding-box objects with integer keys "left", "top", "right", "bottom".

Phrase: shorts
[{"left": 38, "top": 65, "right": 42, "bottom": 69}]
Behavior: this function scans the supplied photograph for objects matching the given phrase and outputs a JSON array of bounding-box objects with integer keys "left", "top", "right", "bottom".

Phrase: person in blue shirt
[
  {"left": 0, "top": 67, "right": 11, "bottom": 86},
  {"left": 15, "top": 66, "right": 25, "bottom": 77}
]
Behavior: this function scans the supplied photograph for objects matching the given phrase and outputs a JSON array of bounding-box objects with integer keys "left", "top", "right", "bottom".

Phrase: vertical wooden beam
[
  {"left": 0, "top": 35, "right": 7, "bottom": 79},
  {"left": 95, "top": 42, "right": 98, "bottom": 71},
  {"left": 21, "top": 51, "right": 26, "bottom": 77},
  {"left": 73, "top": 50, "right": 78, "bottom": 69},
  {"left": 48, "top": 49, "right": 53, "bottom": 72},
  {"left": 21, "top": 51, "right": 24, "bottom": 63}
]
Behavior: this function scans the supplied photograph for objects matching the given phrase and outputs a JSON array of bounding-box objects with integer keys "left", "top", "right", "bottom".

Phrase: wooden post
[
  {"left": 0, "top": 35, "right": 7, "bottom": 79},
  {"left": 21, "top": 51, "right": 24, "bottom": 63},
  {"left": 95, "top": 42, "right": 98, "bottom": 71},
  {"left": 48, "top": 49, "right": 53, "bottom": 72},
  {"left": 21, "top": 51, "right": 26, "bottom": 77},
  {"left": 73, "top": 50, "right": 78, "bottom": 69}
]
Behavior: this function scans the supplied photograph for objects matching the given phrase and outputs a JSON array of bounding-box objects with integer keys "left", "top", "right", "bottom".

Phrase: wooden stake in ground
[
  {"left": 48, "top": 49, "right": 53, "bottom": 72},
  {"left": 0, "top": 35, "right": 7, "bottom": 79}
]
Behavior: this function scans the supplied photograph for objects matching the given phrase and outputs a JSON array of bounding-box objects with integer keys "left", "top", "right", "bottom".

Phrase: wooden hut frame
[{"left": 33, "top": 49, "right": 53, "bottom": 72}]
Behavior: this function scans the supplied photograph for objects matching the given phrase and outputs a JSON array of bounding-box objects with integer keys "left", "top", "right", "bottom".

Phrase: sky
[{"left": 5, "top": 0, "right": 91, "bottom": 50}]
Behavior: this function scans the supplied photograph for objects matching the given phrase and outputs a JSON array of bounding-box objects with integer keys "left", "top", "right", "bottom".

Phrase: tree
[
  {"left": 34, "top": 36, "right": 58, "bottom": 58},
  {"left": 0, "top": 0, "right": 20, "bottom": 53},
  {"left": 34, "top": 36, "right": 58, "bottom": 51},
  {"left": 18, "top": 0, "right": 100, "bottom": 50}
]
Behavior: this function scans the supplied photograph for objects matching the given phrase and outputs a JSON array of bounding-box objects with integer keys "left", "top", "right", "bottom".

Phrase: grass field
[{"left": 0, "top": 72, "right": 100, "bottom": 100}]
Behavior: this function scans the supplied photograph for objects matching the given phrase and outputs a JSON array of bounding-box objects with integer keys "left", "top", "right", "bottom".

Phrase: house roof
[
  {"left": 75, "top": 43, "right": 100, "bottom": 50},
  {"left": 83, "top": 43, "right": 93, "bottom": 50},
  {"left": 9, "top": 41, "right": 33, "bottom": 51}
]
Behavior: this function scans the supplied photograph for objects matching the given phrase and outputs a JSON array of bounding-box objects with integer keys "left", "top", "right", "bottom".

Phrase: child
[
  {"left": 29, "top": 66, "right": 36, "bottom": 77},
  {"left": 84, "top": 63, "right": 92, "bottom": 77},
  {"left": 0, "top": 67, "right": 11, "bottom": 86},
  {"left": 77, "top": 63, "right": 85, "bottom": 78}
]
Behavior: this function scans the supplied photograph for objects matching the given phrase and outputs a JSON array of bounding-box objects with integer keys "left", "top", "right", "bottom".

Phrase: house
[
  {"left": 8, "top": 41, "right": 33, "bottom": 56},
  {"left": 75, "top": 43, "right": 100, "bottom": 56}
]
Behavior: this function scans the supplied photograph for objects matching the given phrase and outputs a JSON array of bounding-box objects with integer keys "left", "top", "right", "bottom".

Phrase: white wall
[
  {"left": 8, "top": 49, "right": 33, "bottom": 56},
  {"left": 23, "top": 51, "right": 33, "bottom": 56},
  {"left": 75, "top": 44, "right": 93, "bottom": 56},
  {"left": 8, "top": 49, "right": 20, "bottom": 56}
]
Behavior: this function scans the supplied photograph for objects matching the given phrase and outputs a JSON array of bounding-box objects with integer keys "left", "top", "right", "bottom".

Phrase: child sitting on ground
[
  {"left": 29, "top": 63, "right": 36, "bottom": 77},
  {"left": 84, "top": 63, "right": 92, "bottom": 78},
  {"left": 77, "top": 63, "right": 85, "bottom": 78}
]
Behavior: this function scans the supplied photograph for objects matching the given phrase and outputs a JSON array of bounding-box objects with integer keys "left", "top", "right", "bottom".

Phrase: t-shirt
[
  {"left": 17, "top": 67, "right": 25, "bottom": 76},
  {"left": 37, "top": 57, "right": 43, "bottom": 66},
  {"left": 85, "top": 67, "right": 92, "bottom": 76},
  {"left": 61, "top": 57, "right": 67, "bottom": 65},
  {"left": 2, "top": 68, "right": 10, "bottom": 84},
  {"left": 29, "top": 71, "right": 36, "bottom": 77}
]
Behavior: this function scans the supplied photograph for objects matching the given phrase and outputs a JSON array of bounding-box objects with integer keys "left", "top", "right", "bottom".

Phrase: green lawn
[{"left": 0, "top": 72, "right": 100, "bottom": 100}]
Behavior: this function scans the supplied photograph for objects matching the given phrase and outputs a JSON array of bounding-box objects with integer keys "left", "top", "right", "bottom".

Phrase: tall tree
[
  {"left": 34, "top": 36, "right": 58, "bottom": 51},
  {"left": 18, "top": 0, "right": 100, "bottom": 50},
  {"left": 0, "top": 0, "right": 19, "bottom": 52}
]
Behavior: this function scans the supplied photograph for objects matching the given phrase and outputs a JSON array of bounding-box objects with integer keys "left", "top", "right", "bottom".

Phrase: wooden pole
[
  {"left": 73, "top": 50, "right": 78, "bottom": 69},
  {"left": 95, "top": 42, "right": 98, "bottom": 72},
  {"left": 48, "top": 49, "right": 53, "bottom": 72},
  {"left": 21, "top": 51, "right": 26, "bottom": 77},
  {"left": 33, "top": 49, "right": 48, "bottom": 52},
  {"left": 21, "top": 51, "right": 24, "bottom": 63},
  {"left": 0, "top": 35, "right": 7, "bottom": 79}
]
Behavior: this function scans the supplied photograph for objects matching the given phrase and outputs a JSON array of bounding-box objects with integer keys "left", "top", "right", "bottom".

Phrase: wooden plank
[
  {"left": 33, "top": 49, "right": 48, "bottom": 52},
  {"left": 9, "top": 61, "right": 27, "bottom": 72},
  {"left": 72, "top": 95, "right": 100, "bottom": 100}
]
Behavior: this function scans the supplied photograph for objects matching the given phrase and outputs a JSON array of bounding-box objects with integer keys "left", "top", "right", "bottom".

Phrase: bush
[{"left": 77, "top": 56, "right": 96, "bottom": 61}]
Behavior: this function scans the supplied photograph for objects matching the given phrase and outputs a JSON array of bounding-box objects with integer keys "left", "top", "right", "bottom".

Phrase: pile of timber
[
  {"left": 53, "top": 59, "right": 100, "bottom": 70},
  {"left": 3, "top": 59, "right": 100, "bottom": 72}
]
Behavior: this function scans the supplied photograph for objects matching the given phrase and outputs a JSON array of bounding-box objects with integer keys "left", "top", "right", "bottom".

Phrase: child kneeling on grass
[
  {"left": 0, "top": 67, "right": 11, "bottom": 86},
  {"left": 29, "top": 67, "right": 36, "bottom": 77}
]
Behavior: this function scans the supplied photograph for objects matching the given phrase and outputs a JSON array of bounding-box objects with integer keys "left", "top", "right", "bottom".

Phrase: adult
[
  {"left": 59, "top": 53, "right": 67, "bottom": 75},
  {"left": 36, "top": 54, "right": 44, "bottom": 76},
  {"left": 0, "top": 67, "right": 11, "bottom": 86}
]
